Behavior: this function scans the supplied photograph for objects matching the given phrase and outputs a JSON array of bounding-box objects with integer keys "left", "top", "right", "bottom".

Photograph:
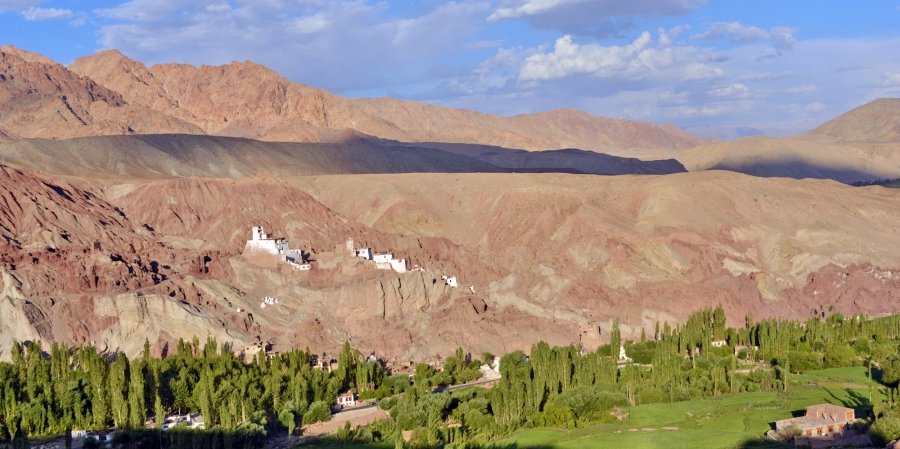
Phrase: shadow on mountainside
[{"left": 710, "top": 159, "right": 890, "bottom": 184}]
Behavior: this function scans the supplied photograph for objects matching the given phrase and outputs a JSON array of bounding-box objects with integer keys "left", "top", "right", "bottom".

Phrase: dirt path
[{"left": 302, "top": 406, "right": 390, "bottom": 436}]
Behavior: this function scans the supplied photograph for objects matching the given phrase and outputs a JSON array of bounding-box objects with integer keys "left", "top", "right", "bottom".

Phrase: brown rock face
[
  {"left": 0, "top": 163, "right": 898, "bottom": 362},
  {"left": 67, "top": 49, "right": 706, "bottom": 152},
  {"left": 0, "top": 47, "right": 201, "bottom": 139}
]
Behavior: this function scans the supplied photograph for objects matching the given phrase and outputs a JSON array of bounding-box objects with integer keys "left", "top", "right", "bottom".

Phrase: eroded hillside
[{"left": 2, "top": 164, "right": 897, "bottom": 362}]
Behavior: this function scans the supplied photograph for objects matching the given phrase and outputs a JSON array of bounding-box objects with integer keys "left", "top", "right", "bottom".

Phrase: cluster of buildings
[
  {"left": 347, "top": 238, "right": 409, "bottom": 273},
  {"left": 347, "top": 238, "right": 471, "bottom": 292},
  {"left": 244, "top": 226, "right": 310, "bottom": 270},
  {"left": 260, "top": 296, "right": 279, "bottom": 309},
  {"left": 152, "top": 413, "right": 206, "bottom": 431}
]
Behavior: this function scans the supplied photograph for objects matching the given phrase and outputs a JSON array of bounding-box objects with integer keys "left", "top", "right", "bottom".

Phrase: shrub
[
  {"left": 303, "top": 401, "right": 331, "bottom": 425},
  {"left": 869, "top": 415, "right": 900, "bottom": 446}
]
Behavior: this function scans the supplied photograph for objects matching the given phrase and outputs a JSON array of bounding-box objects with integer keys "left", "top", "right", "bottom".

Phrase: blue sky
[{"left": 1, "top": 0, "right": 899, "bottom": 137}]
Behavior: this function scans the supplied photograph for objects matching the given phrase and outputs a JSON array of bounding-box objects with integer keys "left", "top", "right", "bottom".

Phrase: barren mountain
[
  {"left": 0, "top": 47, "right": 200, "bottom": 140},
  {"left": 301, "top": 171, "right": 900, "bottom": 345},
  {"left": 811, "top": 98, "right": 900, "bottom": 142},
  {"left": 69, "top": 49, "right": 705, "bottom": 152},
  {"left": 0, "top": 134, "right": 685, "bottom": 179},
  {"left": 1, "top": 161, "right": 897, "bottom": 361},
  {"left": 680, "top": 98, "right": 900, "bottom": 183}
]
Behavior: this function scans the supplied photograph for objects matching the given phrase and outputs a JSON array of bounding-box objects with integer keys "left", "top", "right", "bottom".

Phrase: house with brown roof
[{"left": 775, "top": 403, "right": 855, "bottom": 441}]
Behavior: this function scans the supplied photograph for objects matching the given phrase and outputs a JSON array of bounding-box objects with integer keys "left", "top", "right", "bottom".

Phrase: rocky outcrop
[{"left": 0, "top": 47, "right": 201, "bottom": 140}]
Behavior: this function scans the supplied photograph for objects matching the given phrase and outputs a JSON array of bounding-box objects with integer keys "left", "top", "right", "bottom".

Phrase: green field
[{"left": 496, "top": 367, "right": 885, "bottom": 449}]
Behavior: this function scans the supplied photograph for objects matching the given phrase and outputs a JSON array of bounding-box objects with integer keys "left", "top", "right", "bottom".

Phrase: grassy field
[
  {"left": 497, "top": 367, "right": 885, "bottom": 449},
  {"left": 301, "top": 367, "right": 886, "bottom": 449}
]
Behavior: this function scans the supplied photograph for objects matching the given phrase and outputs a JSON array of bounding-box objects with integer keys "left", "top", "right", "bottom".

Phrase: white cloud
[
  {"left": 882, "top": 72, "right": 900, "bottom": 86},
  {"left": 489, "top": 0, "right": 707, "bottom": 37},
  {"left": 289, "top": 13, "right": 329, "bottom": 34},
  {"left": 520, "top": 32, "right": 722, "bottom": 82},
  {"left": 21, "top": 6, "right": 72, "bottom": 20},
  {"left": 708, "top": 83, "right": 749, "bottom": 98},
  {"left": 0, "top": 0, "right": 38, "bottom": 12},
  {"left": 693, "top": 21, "right": 796, "bottom": 50},
  {"left": 96, "top": 0, "right": 493, "bottom": 92}
]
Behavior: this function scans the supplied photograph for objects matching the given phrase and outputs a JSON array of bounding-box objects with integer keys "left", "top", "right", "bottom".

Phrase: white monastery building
[
  {"left": 244, "top": 226, "right": 310, "bottom": 270},
  {"left": 347, "top": 237, "right": 408, "bottom": 273}
]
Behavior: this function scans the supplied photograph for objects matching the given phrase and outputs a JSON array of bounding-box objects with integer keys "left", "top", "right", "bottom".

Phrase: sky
[{"left": 1, "top": 0, "right": 899, "bottom": 138}]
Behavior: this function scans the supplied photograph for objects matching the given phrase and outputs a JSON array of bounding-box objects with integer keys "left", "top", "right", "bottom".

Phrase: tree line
[
  {"left": 0, "top": 338, "right": 387, "bottom": 448},
  {"left": 4, "top": 308, "right": 900, "bottom": 449}
]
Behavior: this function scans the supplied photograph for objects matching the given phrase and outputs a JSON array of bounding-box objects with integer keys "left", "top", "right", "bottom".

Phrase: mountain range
[{"left": 0, "top": 45, "right": 898, "bottom": 361}]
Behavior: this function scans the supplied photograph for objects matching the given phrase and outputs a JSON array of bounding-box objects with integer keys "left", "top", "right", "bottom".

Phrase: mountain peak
[
  {"left": 0, "top": 45, "right": 58, "bottom": 66},
  {"left": 811, "top": 97, "right": 900, "bottom": 142}
]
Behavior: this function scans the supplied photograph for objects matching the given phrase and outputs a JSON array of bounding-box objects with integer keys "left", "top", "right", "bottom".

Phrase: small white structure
[
  {"left": 468, "top": 285, "right": 476, "bottom": 294},
  {"left": 260, "top": 296, "right": 279, "bottom": 309},
  {"left": 286, "top": 258, "right": 311, "bottom": 270},
  {"left": 618, "top": 344, "right": 632, "bottom": 363},
  {"left": 336, "top": 392, "right": 357, "bottom": 409},
  {"left": 159, "top": 413, "right": 205, "bottom": 431},
  {"left": 71, "top": 429, "right": 89, "bottom": 439},
  {"left": 711, "top": 339, "right": 727, "bottom": 348},
  {"left": 356, "top": 248, "right": 373, "bottom": 260},
  {"left": 479, "top": 356, "right": 501, "bottom": 380},
  {"left": 442, "top": 276, "right": 458, "bottom": 288}
]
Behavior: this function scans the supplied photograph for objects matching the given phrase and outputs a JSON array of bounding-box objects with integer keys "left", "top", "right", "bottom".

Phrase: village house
[
  {"left": 335, "top": 391, "right": 357, "bottom": 409},
  {"left": 240, "top": 341, "right": 273, "bottom": 361},
  {"left": 774, "top": 404, "right": 855, "bottom": 441},
  {"left": 156, "top": 413, "right": 205, "bottom": 431},
  {"left": 312, "top": 353, "right": 339, "bottom": 373}
]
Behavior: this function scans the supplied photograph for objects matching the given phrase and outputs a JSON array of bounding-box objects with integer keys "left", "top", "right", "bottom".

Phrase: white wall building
[
  {"left": 442, "top": 275, "right": 458, "bottom": 288},
  {"left": 245, "top": 226, "right": 289, "bottom": 255},
  {"left": 389, "top": 258, "right": 408, "bottom": 273},
  {"left": 245, "top": 226, "right": 312, "bottom": 270},
  {"left": 356, "top": 248, "right": 373, "bottom": 260},
  {"left": 373, "top": 253, "right": 394, "bottom": 264}
]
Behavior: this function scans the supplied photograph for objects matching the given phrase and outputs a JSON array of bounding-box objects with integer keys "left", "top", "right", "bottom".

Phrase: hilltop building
[
  {"left": 244, "top": 226, "right": 310, "bottom": 270},
  {"left": 347, "top": 237, "right": 408, "bottom": 273}
]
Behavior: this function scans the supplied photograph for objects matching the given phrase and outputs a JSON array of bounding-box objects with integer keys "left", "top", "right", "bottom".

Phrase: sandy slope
[{"left": 679, "top": 99, "right": 900, "bottom": 182}]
